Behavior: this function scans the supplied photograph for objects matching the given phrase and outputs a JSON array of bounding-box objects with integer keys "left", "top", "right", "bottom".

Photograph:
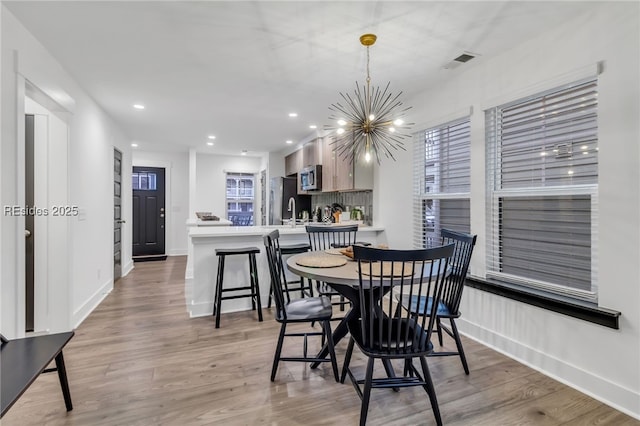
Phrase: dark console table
[{"left": 1, "top": 331, "right": 74, "bottom": 418}]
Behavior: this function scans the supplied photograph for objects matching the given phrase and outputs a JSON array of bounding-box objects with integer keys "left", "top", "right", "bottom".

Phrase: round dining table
[{"left": 286, "top": 250, "right": 449, "bottom": 371}]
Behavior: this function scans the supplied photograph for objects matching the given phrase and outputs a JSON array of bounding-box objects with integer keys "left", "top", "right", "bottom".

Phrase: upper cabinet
[
  {"left": 284, "top": 138, "right": 321, "bottom": 177},
  {"left": 321, "top": 135, "right": 373, "bottom": 192},
  {"left": 301, "top": 138, "right": 321, "bottom": 168},
  {"left": 284, "top": 149, "right": 302, "bottom": 177}
]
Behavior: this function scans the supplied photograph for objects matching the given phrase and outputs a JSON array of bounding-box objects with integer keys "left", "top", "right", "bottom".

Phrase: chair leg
[
  {"left": 250, "top": 253, "right": 263, "bottom": 322},
  {"left": 359, "top": 358, "right": 375, "bottom": 426},
  {"left": 403, "top": 359, "right": 414, "bottom": 377},
  {"left": 449, "top": 319, "right": 469, "bottom": 375},
  {"left": 419, "top": 356, "right": 442, "bottom": 426},
  {"left": 271, "top": 323, "right": 287, "bottom": 382},
  {"left": 306, "top": 277, "right": 314, "bottom": 297},
  {"left": 322, "top": 320, "right": 339, "bottom": 382},
  {"left": 214, "top": 255, "right": 225, "bottom": 328},
  {"left": 393, "top": 302, "right": 402, "bottom": 318},
  {"left": 267, "top": 284, "right": 273, "bottom": 309},
  {"left": 341, "top": 336, "right": 355, "bottom": 384},
  {"left": 436, "top": 317, "right": 444, "bottom": 346}
]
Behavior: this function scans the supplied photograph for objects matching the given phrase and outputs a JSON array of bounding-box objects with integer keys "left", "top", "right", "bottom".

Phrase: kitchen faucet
[{"left": 287, "top": 197, "right": 296, "bottom": 228}]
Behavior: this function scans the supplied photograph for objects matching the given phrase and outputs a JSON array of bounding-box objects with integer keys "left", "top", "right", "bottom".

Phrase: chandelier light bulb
[
  {"left": 393, "top": 119, "right": 404, "bottom": 126},
  {"left": 337, "top": 119, "right": 347, "bottom": 126},
  {"left": 389, "top": 127, "right": 396, "bottom": 133},
  {"left": 336, "top": 128, "right": 345, "bottom": 135},
  {"left": 365, "top": 151, "right": 371, "bottom": 162},
  {"left": 368, "top": 114, "right": 375, "bottom": 120}
]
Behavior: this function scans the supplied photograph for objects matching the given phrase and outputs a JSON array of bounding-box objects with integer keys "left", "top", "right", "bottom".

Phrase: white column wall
[{"left": 376, "top": 3, "right": 639, "bottom": 417}]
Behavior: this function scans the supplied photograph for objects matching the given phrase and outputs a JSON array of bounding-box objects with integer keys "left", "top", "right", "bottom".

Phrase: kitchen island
[{"left": 185, "top": 224, "right": 385, "bottom": 318}]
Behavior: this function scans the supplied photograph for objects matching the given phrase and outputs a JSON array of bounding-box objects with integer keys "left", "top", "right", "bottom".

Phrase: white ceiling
[{"left": 4, "top": 1, "right": 596, "bottom": 156}]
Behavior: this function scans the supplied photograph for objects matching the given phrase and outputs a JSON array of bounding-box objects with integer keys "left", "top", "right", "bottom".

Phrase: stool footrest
[{"left": 220, "top": 293, "right": 259, "bottom": 301}]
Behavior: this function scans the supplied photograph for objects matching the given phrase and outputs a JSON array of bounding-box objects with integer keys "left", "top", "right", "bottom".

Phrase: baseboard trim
[
  {"left": 73, "top": 279, "right": 113, "bottom": 329},
  {"left": 122, "top": 260, "right": 134, "bottom": 277},
  {"left": 458, "top": 318, "right": 640, "bottom": 420},
  {"left": 168, "top": 249, "right": 187, "bottom": 256}
]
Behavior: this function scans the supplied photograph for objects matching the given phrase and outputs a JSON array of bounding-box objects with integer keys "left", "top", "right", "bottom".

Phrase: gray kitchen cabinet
[
  {"left": 284, "top": 149, "right": 302, "bottom": 177},
  {"left": 321, "top": 135, "right": 373, "bottom": 191},
  {"left": 301, "top": 138, "right": 321, "bottom": 168}
]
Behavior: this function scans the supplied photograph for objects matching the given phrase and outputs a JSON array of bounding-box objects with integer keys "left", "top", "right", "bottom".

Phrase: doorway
[
  {"left": 25, "top": 115, "right": 35, "bottom": 331},
  {"left": 114, "top": 149, "right": 123, "bottom": 279},
  {"left": 22, "top": 93, "right": 71, "bottom": 334},
  {"left": 132, "top": 166, "right": 166, "bottom": 261}
]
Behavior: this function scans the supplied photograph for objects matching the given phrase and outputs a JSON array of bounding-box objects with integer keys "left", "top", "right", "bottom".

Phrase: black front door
[{"left": 132, "top": 166, "right": 166, "bottom": 259}]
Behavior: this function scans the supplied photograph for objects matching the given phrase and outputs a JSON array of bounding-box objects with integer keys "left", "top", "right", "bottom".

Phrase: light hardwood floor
[{"left": 3, "top": 256, "right": 638, "bottom": 425}]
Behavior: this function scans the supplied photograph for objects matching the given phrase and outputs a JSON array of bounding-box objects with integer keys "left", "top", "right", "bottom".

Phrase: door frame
[{"left": 20, "top": 84, "right": 71, "bottom": 335}]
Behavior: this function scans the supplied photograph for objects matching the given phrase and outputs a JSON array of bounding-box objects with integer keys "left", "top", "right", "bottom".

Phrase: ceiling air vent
[
  {"left": 454, "top": 53, "right": 475, "bottom": 63},
  {"left": 443, "top": 52, "right": 477, "bottom": 70}
]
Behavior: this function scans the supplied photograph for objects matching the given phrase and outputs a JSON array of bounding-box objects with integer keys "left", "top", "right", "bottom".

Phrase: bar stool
[
  {"left": 267, "top": 242, "right": 313, "bottom": 308},
  {"left": 213, "top": 247, "right": 263, "bottom": 328}
]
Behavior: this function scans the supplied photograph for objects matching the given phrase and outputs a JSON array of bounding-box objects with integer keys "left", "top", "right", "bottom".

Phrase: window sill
[{"left": 465, "top": 277, "right": 621, "bottom": 329}]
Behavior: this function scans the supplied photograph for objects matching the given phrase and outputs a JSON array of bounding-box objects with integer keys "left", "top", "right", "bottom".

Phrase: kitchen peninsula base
[{"left": 185, "top": 225, "right": 384, "bottom": 318}]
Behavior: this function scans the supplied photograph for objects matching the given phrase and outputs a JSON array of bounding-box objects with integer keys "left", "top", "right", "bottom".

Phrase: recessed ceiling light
[
  {"left": 208, "top": 135, "right": 216, "bottom": 140},
  {"left": 288, "top": 113, "right": 298, "bottom": 118},
  {"left": 309, "top": 125, "right": 317, "bottom": 129},
  {"left": 131, "top": 143, "right": 138, "bottom": 147},
  {"left": 241, "top": 150, "right": 247, "bottom": 156},
  {"left": 286, "top": 140, "right": 293, "bottom": 144},
  {"left": 133, "top": 104, "right": 145, "bottom": 110},
  {"left": 207, "top": 142, "right": 214, "bottom": 146}
]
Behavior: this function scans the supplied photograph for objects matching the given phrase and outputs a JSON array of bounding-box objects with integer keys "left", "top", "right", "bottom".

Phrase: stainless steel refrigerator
[{"left": 269, "top": 177, "right": 311, "bottom": 225}]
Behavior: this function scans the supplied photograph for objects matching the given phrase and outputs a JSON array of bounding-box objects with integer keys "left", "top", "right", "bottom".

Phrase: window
[
  {"left": 225, "top": 172, "right": 255, "bottom": 226},
  {"left": 132, "top": 172, "right": 156, "bottom": 190},
  {"left": 413, "top": 117, "right": 471, "bottom": 248},
  {"left": 485, "top": 77, "right": 598, "bottom": 302}
]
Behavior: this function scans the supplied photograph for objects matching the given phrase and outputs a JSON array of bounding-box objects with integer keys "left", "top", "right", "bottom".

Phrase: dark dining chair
[
  {"left": 342, "top": 244, "right": 455, "bottom": 426},
  {"left": 263, "top": 229, "right": 339, "bottom": 382},
  {"left": 395, "top": 228, "right": 477, "bottom": 374},
  {"left": 305, "top": 224, "right": 358, "bottom": 313},
  {"left": 266, "top": 242, "right": 314, "bottom": 309}
]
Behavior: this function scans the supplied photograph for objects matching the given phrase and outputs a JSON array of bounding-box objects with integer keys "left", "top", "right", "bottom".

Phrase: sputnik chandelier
[{"left": 327, "top": 34, "right": 413, "bottom": 164}]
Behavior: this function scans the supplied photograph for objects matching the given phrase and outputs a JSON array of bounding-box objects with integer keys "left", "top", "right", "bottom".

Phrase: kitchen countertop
[
  {"left": 189, "top": 223, "right": 384, "bottom": 238},
  {"left": 186, "top": 218, "right": 233, "bottom": 226}
]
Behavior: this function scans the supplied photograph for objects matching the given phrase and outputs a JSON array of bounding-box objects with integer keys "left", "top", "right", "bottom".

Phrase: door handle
[
  {"left": 116, "top": 219, "right": 126, "bottom": 224},
  {"left": 160, "top": 214, "right": 165, "bottom": 218},
  {"left": 25, "top": 229, "right": 31, "bottom": 238}
]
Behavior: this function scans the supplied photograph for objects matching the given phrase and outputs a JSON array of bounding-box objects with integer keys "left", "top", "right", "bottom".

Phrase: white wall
[
  {"left": 133, "top": 150, "right": 189, "bottom": 256},
  {"left": 377, "top": 3, "right": 640, "bottom": 417},
  {"left": 1, "top": 5, "right": 132, "bottom": 336},
  {"left": 195, "top": 153, "right": 262, "bottom": 220}
]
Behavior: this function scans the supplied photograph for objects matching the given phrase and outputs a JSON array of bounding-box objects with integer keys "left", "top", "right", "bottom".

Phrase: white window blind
[
  {"left": 485, "top": 77, "right": 599, "bottom": 301},
  {"left": 413, "top": 117, "right": 471, "bottom": 248}
]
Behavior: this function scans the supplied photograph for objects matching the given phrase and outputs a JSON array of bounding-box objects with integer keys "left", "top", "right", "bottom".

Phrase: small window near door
[
  {"left": 226, "top": 172, "right": 254, "bottom": 226},
  {"left": 132, "top": 172, "right": 157, "bottom": 190}
]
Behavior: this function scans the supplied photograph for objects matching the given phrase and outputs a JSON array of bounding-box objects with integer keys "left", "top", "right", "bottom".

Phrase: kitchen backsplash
[{"left": 310, "top": 190, "right": 373, "bottom": 225}]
